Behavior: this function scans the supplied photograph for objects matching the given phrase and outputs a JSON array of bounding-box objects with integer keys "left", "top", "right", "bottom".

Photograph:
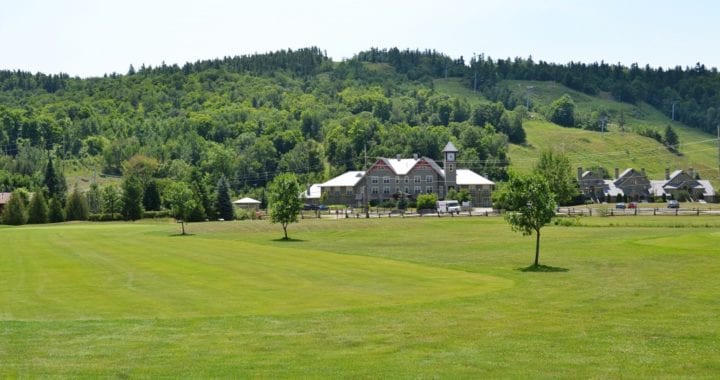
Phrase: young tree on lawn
[
  {"left": 501, "top": 173, "right": 557, "bottom": 267},
  {"left": 165, "top": 182, "right": 196, "bottom": 235},
  {"left": 268, "top": 173, "right": 302, "bottom": 240}
]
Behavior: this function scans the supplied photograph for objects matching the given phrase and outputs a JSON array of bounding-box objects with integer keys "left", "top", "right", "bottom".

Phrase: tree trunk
[
  {"left": 534, "top": 228, "right": 541, "bottom": 266},
  {"left": 181, "top": 221, "right": 186, "bottom": 235},
  {"left": 283, "top": 223, "right": 288, "bottom": 239}
]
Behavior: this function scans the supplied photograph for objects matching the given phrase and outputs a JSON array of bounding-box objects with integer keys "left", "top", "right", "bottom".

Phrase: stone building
[{"left": 318, "top": 142, "right": 494, "bottom": 208}]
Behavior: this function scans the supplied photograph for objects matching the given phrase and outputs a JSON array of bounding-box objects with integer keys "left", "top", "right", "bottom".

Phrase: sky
[{"left": 0, "top": 0, "right": 718, "bottom": 78}]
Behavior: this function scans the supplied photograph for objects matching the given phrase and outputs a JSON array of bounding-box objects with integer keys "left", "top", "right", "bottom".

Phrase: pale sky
[{"left": 1, "top": 0, "right": 717, "bottom": 77}]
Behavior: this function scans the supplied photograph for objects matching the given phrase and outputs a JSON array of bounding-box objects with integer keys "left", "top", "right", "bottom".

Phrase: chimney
[
  {"left": 614, "top": 167, "right": 619, "bottom": 179},
  {"left": 396, "top": 154, "right": 401, "bottom": 161},
  {"left": 577, "top": 167, "right": 583, "bottom": 181},
  {"left": 413, "top": 153, "right": 418, "bottom": 160},
  {"left": 665, "top": 168, "right": 670, "bottom": 180},
  {"left": 689, "top": 167, "right": 695, "bottom": 179}
]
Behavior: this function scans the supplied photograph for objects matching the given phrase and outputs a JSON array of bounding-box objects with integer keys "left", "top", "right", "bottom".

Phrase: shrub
[
  {"left": 27, "top": 191, "right": 49, "bottom": 224},
  {"left": 142, "top": 210, "right": 172, "bottom": 219},
  {"left": 416, "top": 193, "right": 438, "bottom": 210},
  {"left": 2, "top": 190, "right": 27, "bottom": 225}
]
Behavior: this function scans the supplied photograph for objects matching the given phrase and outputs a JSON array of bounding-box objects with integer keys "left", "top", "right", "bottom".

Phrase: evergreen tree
[
  {"left": 48, "top": 197, "right": 65, "bottom": 223},
  {"left": 44, "top": 156, "right": 60, "bottom": 199},
  {"left": 121, "top": 176, "right": 144, "bottom": 221},
  {"left": 143, "top": 180, "right": 162, "bottom": 211},
  {"left": 65, "top": 187, "right": 89, "bottom": 221},
  {"left": 215, "top": 175, "right": 235, "bottom": 220},
  {"left": 664, "top": 125, "right": 679, "bottom": 151},
  {"left": 27, "top": 191, "right": 49, "bottom": 224},
  {"left": 2, "top": 190, "right": 27, "bottom": 225}
]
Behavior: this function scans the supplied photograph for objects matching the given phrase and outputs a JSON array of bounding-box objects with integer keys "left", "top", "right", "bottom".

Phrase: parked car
[
  {"left": 628, "top": 202, "right": 638, "bottom": 209},
  {"left": 615, "top": 202, "right": 626, "bottom": 209},
  {"left": 667, "top": 200, "right": 680, "bottom": 208},
  {"left": 318, "top": 204, "right": 329, "bottom": 211},
  {"left": 303, "top": 204, "right": 319, "bottom": 211}
]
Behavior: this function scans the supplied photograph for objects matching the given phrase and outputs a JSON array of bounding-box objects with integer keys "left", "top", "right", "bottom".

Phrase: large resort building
[{"left": 316, "top": 142, "right": 495, "bottom": 208}]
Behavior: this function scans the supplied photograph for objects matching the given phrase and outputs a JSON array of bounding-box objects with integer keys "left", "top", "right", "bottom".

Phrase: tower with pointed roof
[{"left": 442, "top": 141, "right": 458, "bottom": 194}]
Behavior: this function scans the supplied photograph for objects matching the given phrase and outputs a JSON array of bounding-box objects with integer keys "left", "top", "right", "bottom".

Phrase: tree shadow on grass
[
  {"left": 272, "top": 237, "right": 306, "bottom": 243},
  {"left": 518, "top": 264, "right": 569, "bottom": 273},
  {"left": 169, "top": 233, "right": 195, "bottom": 237}
]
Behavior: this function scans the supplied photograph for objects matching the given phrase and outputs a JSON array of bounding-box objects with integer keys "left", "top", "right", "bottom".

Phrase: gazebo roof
[{"left": 233, "top": 197, "right": 261, "bottom": 205}]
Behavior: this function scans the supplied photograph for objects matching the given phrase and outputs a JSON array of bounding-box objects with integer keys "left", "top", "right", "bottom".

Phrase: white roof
[
  {"left": 603, "top": 180, "right": 624, "bottom": 197},
  {"left": 649, "top": 180, "right": 666, "bottom": 196},
  {"left": 233, "top": 197, "right": 261, "bottom": 204},
  {"left": 300, "top": 184, "right": 322, "bottom": 199},
  {"left": 697, "top": 180, "right": 715, "bottom": 196},
  {"left": 456, "top": 169, "right": 494, "bottom": 186},
  {"left": 386, "top": 158, "right": 421, "bottom": 175},
  {"left": 321, "top": 171, "right": 365, "bottom": 187}
]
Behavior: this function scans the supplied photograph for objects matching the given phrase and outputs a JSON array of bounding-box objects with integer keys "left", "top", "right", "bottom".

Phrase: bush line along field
[{"left": 1, "top": 217, "right": 719, "bottom": 377}]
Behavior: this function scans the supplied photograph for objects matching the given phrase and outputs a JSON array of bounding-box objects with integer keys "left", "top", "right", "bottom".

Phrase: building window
[
  {"left": 383, "top": 187, "right": 390, "bottom": 194},
  {"left": 371, "top": 187, "right": 379, "bottom": 195},
  {"left": 395, "top": 187, "right": 400, "bottom": 194},
  {"left": 449, "top": 164, "right": 454, "bottom": 172},
  {"left": 383, "top": 176, "right": 391, "bottom": 184},
  {"left": 404, "top": 177, "right": 409, "bottom": 184},
  {"left": 414, "top": 176, "right": 421, "bottom": 183},
  {"left": 371, "top": 176, "right": 379, "bottom": 184},
  {"left": 334, "top": 189, "right": 340, "bottom": 196},
  {"left": 426, "top": 175, "right": 433, "bottom": 183},
  {"left": 404, "top": 186, "right": 409, "bottom": 194},
  {"left": 395, "top": 176, "right": 400, "bottom": 184},
  {"left": 414, "top": 186, "right": 421, "bottom": 194},
  {"left": 346, "top": 188, "right": 353, "bottom": 195},
  {"left": 426, "top": 186, "right": 433, "bottom": 193}
]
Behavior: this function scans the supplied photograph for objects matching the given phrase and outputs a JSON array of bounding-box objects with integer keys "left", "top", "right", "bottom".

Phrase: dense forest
[{"left": 1, "top": 47, "right": 719, "bottom": 222}]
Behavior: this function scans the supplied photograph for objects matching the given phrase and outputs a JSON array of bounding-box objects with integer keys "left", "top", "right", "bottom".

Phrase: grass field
[{"left": 1, "top": 217, "right": 719, "bottom": 377}]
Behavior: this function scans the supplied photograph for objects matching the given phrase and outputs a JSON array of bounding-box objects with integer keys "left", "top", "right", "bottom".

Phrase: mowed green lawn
[{"left": 1, "top": 217, "right": 719, "bottom": 377}]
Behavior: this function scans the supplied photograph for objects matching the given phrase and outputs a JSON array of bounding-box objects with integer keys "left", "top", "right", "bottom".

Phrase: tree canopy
[
  {"left": 500, "top": 173, "right": 557, "bottom": 267},
  {"left": 268, "top": 173, "right": 302, "bottom": 240}
]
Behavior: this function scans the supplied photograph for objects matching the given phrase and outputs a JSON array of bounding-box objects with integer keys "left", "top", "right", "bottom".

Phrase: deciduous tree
[
  {"left": 268, "top": 173, "right": 302, "bottom": 240},
  {"left": 165, "top": 182, "right": 196, "bottom": 235},
  {"left": 501, "top": 173, "right": 557, "bottom": 267}
]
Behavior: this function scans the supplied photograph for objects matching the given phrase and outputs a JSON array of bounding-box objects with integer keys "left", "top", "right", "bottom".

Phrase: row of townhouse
[{"left": 578, "top": 167, "right": 716, "bottom": 202}]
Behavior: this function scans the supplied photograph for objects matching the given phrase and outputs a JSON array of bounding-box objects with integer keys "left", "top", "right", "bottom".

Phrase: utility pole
[
  {"left": 364, "top": 144, "right": 369, "bottom": 218},
  {"left": 672, "top": 102, "right": 677, "bottom": 121}
]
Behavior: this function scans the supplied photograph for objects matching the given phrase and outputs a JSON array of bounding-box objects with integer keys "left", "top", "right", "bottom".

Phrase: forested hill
[{"left": 1, "top": 47, "right": 719, "bottom": 201}]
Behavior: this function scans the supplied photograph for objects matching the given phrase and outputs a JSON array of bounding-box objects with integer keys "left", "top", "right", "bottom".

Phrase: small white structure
[
  {"left": 233, "top": 197, "right": 261, "bottom": 211},
  {"left": 300, "top": 184, "right": 322, "bottom": 205}
]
